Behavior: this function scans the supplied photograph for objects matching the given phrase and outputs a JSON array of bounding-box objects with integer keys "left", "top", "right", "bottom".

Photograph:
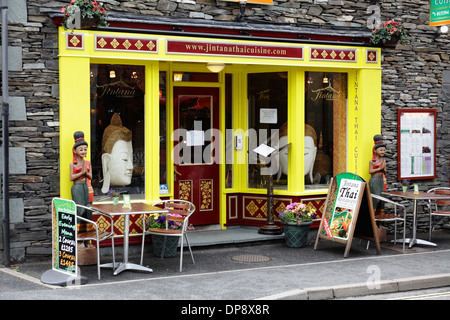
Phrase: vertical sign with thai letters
[{"left": 52, "top": 198, "right": 77, "bottom": 276}]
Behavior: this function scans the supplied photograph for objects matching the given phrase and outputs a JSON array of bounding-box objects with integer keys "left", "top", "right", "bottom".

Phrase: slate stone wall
[{"left": 1, "top": 0, "right": 449, "bottom": 262}]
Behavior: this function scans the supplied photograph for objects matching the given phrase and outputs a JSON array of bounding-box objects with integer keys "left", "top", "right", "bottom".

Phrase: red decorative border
[
  {"left": 310, "top": 47, "right": 357, "bottom": 62},
  {"left": 95, "top": 35, "right": 158, "bottom": 53}
]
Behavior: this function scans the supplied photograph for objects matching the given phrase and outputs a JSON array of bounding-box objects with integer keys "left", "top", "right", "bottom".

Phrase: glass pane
[
  {"left": 305, "top": 71, "right": 348, "bottom": 189},
  {"left": 247, "top": 72, "right": 288, "bottom": 190},
  {"left": 90, "top": 64, "right": 145, "bottom": 200},
  {"left": 178, "top": 94, "right": 213, "bottom": 164},
  {"left": 159, "top": 71, "right": 168, "bottom": 194}
]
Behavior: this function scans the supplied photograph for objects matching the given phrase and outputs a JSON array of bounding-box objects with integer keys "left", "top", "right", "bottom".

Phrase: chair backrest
[
  {"left": 371, "top": 193, "right": 406, "bottom": 217},
  {"left": 428, "top": 188, "right": 450, "bottom": 206},
  {"left": 155, "top": 200, "right": 196, "bottom": 231}
]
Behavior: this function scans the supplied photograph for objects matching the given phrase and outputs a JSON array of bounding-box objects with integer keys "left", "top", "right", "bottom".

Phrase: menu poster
[
  {"left": 398, "top": 109, "right": 436, "bottom": 180},
  {"left": 52, "top": 198, "right": 77, "bottom": 276},
  {"left": 328, "top": 178, "right": 362, "bottom": 240}
]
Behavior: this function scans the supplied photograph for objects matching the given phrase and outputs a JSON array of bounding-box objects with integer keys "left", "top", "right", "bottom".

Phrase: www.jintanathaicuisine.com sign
[{"left": 166, "top": 39, "right": 304, "bottom": 60}]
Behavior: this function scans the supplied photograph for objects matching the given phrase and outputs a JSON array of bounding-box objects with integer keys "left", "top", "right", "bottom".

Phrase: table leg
[
  {"left": 113, "top": 214, "right": 153, "bottom": 275},
  {"left": 400, "top": 199, "right": 436, "bottom": 248}
]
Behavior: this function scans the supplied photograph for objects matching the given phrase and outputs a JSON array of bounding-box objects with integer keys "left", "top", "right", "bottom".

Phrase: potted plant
[
  {"left": 61, "top": 0, "right": 108, "bottom": 30},
  {"left": 370, "top": 20, "right": 408, "bottom": 46},
  {"left": 401, "top": 179, "right": 410, "bottom": 193},
  {"left": 146, "top": 213, "right": 194, "bottom": 257},
  {"left": 106, "top": 189, "right": 121, "bottom": 205},
  {"left": 278, "top": 202, "right": 318, "bottom": 248}
]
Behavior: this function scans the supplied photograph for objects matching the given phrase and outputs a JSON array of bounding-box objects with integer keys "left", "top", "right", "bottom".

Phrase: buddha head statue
[{"left": 101, "top": 113, "right": 133, "bottom": 194}]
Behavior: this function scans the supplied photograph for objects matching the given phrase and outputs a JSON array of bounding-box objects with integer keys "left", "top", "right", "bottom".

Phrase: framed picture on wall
[{"left": 397, "top": 108, "right": 436, "bottom": 180}]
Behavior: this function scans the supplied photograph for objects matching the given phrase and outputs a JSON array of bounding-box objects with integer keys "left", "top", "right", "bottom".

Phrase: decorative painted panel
[
  {"left": 310, "top": 47, "right": 357, "bottom": 62},
  {"left": 366, "top": 49, "right": 378, "bottom": 63},
  {"left": 95, "top": 35, "right": 158, "bottom": 53},
  {"left": 66, "top": 33, "right": 84, "bottom": 50},
  {"left": 243, "top": 196, "right": 292, "bottom": 221},
  {"left": 199, "top": 179, "right": 213, "bottom": 211},
  {"left": 178, "top": 180, "right": 193, "bottom": 202}
]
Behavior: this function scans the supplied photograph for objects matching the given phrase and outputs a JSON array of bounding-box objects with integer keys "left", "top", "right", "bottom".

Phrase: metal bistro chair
[
  {"left": 76, "top": 204, "right": 116, "bottom": 280},
  {"left": 427, "top": 187, "right": 450, "bottom": 241},
  {"left": 140, "top": 200, "right": 196, "bottom": 272},
  {"left": 371, "top": 194, "right": 407, "bottom": 253}
]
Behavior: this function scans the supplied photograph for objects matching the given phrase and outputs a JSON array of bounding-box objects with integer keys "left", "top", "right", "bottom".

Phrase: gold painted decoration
[
  {"left": 179, "top": 180, "right": 193, "bottom": 202},
  {"left": 200, "top": 179, "right": 213, "bottom": 211}
]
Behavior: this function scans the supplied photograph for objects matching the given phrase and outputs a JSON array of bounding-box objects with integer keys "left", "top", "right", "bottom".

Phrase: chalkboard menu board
[
  {"left": 397, "top": 109, "right": 436, "bottom": 180},
  {"left": 52, "top": 198, "right": 77, "bottom": 276}
]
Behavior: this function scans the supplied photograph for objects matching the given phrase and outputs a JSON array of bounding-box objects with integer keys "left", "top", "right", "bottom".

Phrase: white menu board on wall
[{"left": 398, "top": 109, "right": 436, "bottom": 180}]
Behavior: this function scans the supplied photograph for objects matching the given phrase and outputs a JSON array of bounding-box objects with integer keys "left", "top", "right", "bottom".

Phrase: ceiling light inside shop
[
  {"left": 173, "top": 72, "right": 183, "bottom": 81},
  {"left": 109, "top": 70, "right": 116, "bottom": 78},
  {"left": 206, "top": 63, "right": 225, "bottom": 73}
]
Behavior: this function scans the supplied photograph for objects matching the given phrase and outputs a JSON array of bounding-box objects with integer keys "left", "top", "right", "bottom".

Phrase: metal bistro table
[
  {"left": 383, "top": 191, "right": 450, "bottom": 248},
  {"left": 90, "top": 202, "right": 168, "bottom": 275}
]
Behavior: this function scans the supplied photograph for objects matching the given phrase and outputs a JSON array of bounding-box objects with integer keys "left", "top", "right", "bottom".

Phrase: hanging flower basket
[
  {"left": 382, "top": 34, "right": 400, "bottom": 47},
  {"left": 61, "top": 0, "right": 109, "bottom": 30},
  {"left": 370, "top": 20, "right": 408, "bottom": 46}
]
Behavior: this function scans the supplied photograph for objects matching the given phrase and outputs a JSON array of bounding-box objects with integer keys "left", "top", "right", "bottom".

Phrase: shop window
[
  {"left": 160, "top": 71, "right": 168, "bottom": 194},
  {"left": 90, "top": 64, "right": 145, "bottom": 200},
  {"left": 304, "top": 72, "right": 348, "bottom": 189},
  {"left": 247, "top": 72, "right": 288, "bottom": 190},
  {"left": 225, "top": 73, "right": 233, "bottom": 188}
]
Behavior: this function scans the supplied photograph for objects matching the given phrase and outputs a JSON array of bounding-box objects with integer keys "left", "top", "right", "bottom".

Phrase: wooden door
[{"left": 173, "top": 86, "right": 220, "bottom": 225}]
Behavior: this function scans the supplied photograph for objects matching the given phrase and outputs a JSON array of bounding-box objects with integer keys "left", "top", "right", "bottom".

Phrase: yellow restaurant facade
[{"left": 58, "top": 25, "right": 381, "bottom": 233}]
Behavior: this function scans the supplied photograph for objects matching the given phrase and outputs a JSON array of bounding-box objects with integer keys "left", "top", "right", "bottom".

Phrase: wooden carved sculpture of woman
[
  {"left": 369, "top": 134, "right": 387, "bottom": 215},
  {"left": 70, "top": 131, "right": 94, "bottom": 237}
]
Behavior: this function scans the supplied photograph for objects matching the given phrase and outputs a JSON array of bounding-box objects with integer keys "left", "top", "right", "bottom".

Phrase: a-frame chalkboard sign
[
  {"left": 41, "top": 198, "right": 87, "bottom": 286},
  {"left": 314, "top": 172, "right": 381, "bottom": 258}
]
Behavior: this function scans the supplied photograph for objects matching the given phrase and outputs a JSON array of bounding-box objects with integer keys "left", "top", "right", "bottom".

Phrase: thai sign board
[
  {"left": 314, "top": 172, "right": 380, "bottom": 258},
  {"left": 430, "top": 0, "right": 450, "bottom": 26}
]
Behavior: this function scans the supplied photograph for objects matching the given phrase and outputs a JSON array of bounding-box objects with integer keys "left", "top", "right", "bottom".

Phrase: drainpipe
[{"left": 1, "top": 0, "right": 9, "bottom": 267}]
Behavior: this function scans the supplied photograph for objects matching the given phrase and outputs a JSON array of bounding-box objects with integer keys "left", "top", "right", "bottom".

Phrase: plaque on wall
[{"left": 397, "top": 109, "right": 436, "bottom": 180}]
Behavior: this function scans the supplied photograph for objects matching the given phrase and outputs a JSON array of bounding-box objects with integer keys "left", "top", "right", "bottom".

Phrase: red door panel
[{"left": 173, "top": 87, "right": 220, "bottom": 225}]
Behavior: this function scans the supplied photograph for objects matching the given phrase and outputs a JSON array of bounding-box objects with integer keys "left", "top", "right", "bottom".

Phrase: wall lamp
[
  {"left": 206, "top": 63, "right": 225, "bottom": 73},
  {"left": 236, "top": 0, "right": 247, "bottom": 22}
]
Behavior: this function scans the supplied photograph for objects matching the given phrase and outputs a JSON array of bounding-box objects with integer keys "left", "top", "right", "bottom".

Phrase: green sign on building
[{"left": 430, "top": 0, "right": 450, "bottom": 26}]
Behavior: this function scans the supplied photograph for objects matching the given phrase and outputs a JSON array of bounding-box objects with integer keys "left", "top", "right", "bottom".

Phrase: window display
[
  {"left": 305, "top": 72, "right": 348, "bottom": 189},
  {"left": 90, "top": 64, "right": 145, "bottom": 200},
  {"left": 247, "top": 72, "right": 288, "bottom": 189}
]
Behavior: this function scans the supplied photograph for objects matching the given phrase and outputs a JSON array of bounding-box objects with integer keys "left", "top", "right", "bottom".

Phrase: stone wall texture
[{"left": 1, "top": 0, "right": 449, "bottom": 262}]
